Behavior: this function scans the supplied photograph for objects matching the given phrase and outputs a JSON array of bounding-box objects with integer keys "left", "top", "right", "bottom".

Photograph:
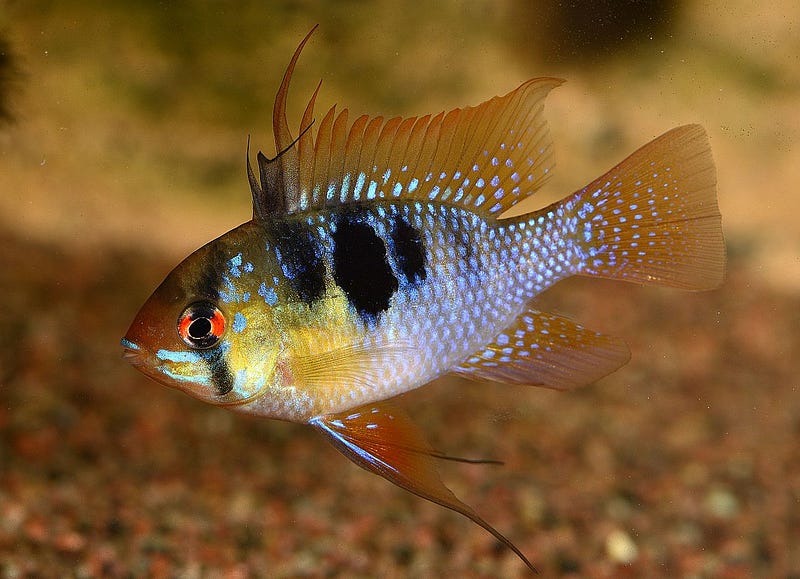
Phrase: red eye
[{"left": 178, "top": 302, "right": 225, "bottom": 349}]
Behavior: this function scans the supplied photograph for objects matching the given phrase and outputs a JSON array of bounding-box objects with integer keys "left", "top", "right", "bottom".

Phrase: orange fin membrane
[
  {"left": 454, "top": 309, "right": 630, "bottom": 390},
  {"left": 297, "top": 77, "right": 562, "bottom": 219},
  {"left": 565, "top": 124, "right": 725, "bottom": 290},
  {"left": 311, "top": 402, "right": 538, "bottom": 573}
]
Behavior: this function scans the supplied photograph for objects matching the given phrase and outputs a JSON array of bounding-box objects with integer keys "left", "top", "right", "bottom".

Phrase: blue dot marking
[
  {"left": 258, "top": 282, "right": 278, "bottom": 306},
  {"left": 232, "top": 312, "right": 247, "bottom": 333},
  {"left": 228, "top": 253, "right": 243, "bottom": 277}
]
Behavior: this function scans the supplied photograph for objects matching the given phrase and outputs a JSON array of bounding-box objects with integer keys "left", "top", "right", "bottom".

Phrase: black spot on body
[
  {"left": 274, "top": 220, "right": 326, "bottom": 304},
  {"left": 333, "top": 217, "right": 398, "bottom": 323},
  {"left": 391, "top": 216, "right": 427, "bottom": 285}
]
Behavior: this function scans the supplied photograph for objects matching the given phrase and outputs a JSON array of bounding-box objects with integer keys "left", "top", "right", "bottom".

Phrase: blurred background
[{"left": 1, "top": 1, "right": 798, "bottom": 576}]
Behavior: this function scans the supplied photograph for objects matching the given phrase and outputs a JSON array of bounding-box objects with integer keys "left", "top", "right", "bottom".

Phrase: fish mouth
[
  {"left": 120, "top": 337, "right": 144, "bottom": 366},
  {"left": 119, "top": 336, "right": 274, "bottom": 408}
]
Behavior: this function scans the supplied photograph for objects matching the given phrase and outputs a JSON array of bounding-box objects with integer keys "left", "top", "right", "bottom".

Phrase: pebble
[
  {"left": 606, "top": 529, "right": 639, "bottom": 564},
  {"left": 704, "top": 487, "right": 740, "bottom": 519},
  {"left": 54, "top": 531, "right": 87, "bottom": 553}
]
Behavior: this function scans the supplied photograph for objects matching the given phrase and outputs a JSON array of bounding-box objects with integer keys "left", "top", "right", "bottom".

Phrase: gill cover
[{"left": 122, "top": 230, "right": 279, "bottom": 408}]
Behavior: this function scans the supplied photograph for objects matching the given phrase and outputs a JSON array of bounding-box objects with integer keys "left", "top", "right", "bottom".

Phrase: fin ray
[
  {"left": 271, "top": 26, "right": 318, "bottom": 213},
  {"left": 298, "top": 80, "right": 322, "bottom": 210},
  {"left": 455, "top": 309, "right": 631, "bottom": 391},
  {"left": 289, "top": 341, "right": 414, "bottom": 393},
  {"left": 327, "top": 109, "right": 350, "bottom": 207},
  {"left": 567, "top": 124, "right": 725, "bottom": 290},
  {"left": 251, "top": 31, "right": 560, "bottom": 222},
  {"left": 340, "top": 114, "right": 369, "bottom": 202},
  {"left": 312, "top": 105, "right": 336, "bottom": 208},
  {"left": 291, "top": 77, "right": 562, "bottom": 217},
  {"left": 311, "top": 402, "right": 538, "bottom": 573}
]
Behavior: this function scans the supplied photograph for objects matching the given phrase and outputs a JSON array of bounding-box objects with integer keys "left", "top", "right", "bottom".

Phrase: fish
[{"left": 121, "top": 26, "right": 725, "bottom": 573}]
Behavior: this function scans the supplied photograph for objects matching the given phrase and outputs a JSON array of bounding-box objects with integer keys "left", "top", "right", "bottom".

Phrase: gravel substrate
[{"left": 1, "top": 234, "right": 798, "bottom": 577}]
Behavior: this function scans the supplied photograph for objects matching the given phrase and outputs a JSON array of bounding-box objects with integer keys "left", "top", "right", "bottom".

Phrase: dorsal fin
[
  {"left": 272, "top": 25, "right": 317, "bottom": 211},
  {"left": 249, "top": 25, "right": 318, "bottom": 220},
  {"left": 298, "top": 79, "right": 323, "bottom": 208},
  {"left": 249, "top": 26, "right": 562, "bottom": 222},
  {"left": 295, "top": 77, "right": 562, "bottom": 218}
]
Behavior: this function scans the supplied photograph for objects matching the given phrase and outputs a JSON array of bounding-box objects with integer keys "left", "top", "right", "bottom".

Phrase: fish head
[{"left": 122, "top": 223, "right": 286, "bottom": 410}]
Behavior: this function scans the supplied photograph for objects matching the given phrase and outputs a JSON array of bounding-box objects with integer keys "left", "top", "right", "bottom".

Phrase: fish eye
[{"left": 178, "top": 302, "right": 225, "bottom": 349}]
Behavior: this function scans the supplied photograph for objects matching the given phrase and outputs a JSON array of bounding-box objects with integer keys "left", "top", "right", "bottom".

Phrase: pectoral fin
[
  {"left": 310, "top": 401, "right": 537, "bottom": 573},
  {"left": 455, "top": 309, "right": 631, "bottom": 390}
]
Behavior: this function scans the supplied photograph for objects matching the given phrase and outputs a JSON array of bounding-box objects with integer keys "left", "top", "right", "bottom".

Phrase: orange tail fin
[{"left": 567, "top": 124, "right": 725, "bottom": 290}]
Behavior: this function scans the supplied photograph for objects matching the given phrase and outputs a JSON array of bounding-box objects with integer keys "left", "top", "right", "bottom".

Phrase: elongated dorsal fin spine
[
  {"left": 246, "top": 135, "right": 261, "bottom": 211},
  {"left": 272, "top": 26, "right": 318, "bottom": 212},
  {"left": 249, "top": 25, "right": 318, "bottom": 220}
]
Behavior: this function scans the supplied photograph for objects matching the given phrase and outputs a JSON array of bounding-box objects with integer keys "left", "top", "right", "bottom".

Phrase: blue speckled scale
[{"left": 281, "top": 200, "right": 582, "bottom": 403}]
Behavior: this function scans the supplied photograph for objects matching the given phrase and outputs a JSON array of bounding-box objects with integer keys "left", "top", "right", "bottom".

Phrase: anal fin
[
  {"left": 454, "top": 309, "right": 630, "bottom": 391},
  {"left": 310, "top": 402, "right": 538, "bottom": 573}
]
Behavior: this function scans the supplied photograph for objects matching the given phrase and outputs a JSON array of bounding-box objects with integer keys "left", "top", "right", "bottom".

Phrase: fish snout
[{"left": 120, "top": 337, "right": 144, "bottom": 366}]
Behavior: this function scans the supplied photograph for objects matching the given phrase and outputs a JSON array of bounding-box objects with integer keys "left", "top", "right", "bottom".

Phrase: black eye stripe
[
  {"left": 196, "top": 347, "right": 234, "bottom": 396},
  {"left": 209, "top": 352, "right": 234, "bottom": 396}
]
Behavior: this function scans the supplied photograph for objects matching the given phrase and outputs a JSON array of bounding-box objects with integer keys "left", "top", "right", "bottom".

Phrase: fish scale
[
  {"left": 122, "top": 27, "right": 724, "bottom": 574},
  {"left": 286, "top": 202, "right": 514, "bottom": 412},
  {"left": 224, "top": 197, "right": 605, "bottom": 417}
]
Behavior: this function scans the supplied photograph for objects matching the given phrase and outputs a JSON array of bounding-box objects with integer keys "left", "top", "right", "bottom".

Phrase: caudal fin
[{"left": 569, "top": 124, "right": 725, "bottom": 290}]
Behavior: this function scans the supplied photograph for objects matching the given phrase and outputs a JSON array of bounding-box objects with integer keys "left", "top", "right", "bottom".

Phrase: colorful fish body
[{"left": 122, "top": 28, "right": 725, "bottom": 573}]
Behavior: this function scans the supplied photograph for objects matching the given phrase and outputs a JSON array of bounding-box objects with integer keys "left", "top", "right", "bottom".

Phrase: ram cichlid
[{"left": 122, "top": 26, "right": 725, "bottom": 573}]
